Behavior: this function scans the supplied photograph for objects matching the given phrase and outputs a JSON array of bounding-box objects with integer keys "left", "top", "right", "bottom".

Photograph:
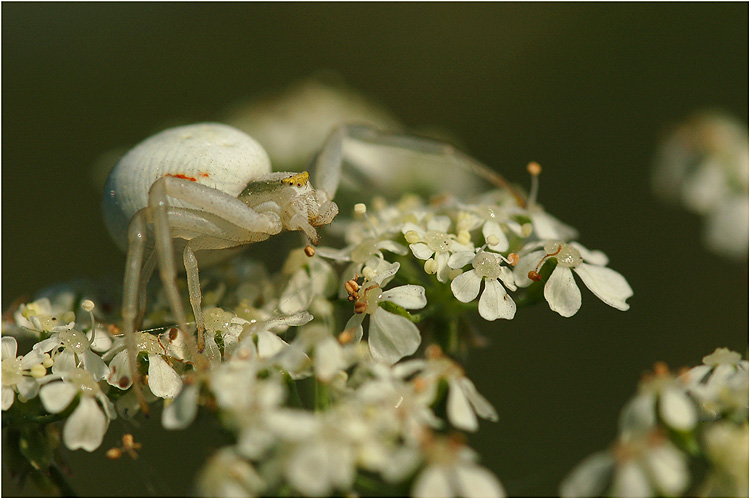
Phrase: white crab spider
[{"left": 103, "top": 121, "right": 519, "bottom": 413}]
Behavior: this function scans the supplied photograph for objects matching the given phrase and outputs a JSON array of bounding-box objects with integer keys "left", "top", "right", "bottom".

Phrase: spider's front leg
[
  {"left": 147, "top": 176, "right": 285, "bottom": 353},
  {"left": 312, "top": 123, "right": 525, "bottom": 206}
]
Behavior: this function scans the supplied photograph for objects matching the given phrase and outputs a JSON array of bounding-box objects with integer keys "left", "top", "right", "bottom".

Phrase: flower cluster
[
  {"left": 560, "top": 348, "right": 748, "bottom": 497},
  {"left": 652, "top": 110, "right": 749, "bottom": 260},
  {"left": 2, "top": 158, "right": 634, "bottom": 497}
]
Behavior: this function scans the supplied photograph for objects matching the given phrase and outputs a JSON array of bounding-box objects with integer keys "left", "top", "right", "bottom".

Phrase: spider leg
[
  {"left": 121, "top": 209, "right": 151, "bottom": 415},
  {"left": 148, "top": 180, "right": 205, "bottom": 371},
  {"left": 313, "top": 123, "right": 524, "bottom": 205},
  {"left": 150, "top": 176, "right": 283, "bottom": 234},
  {"left": 160, "top": 203, "right": 281, "bottom": 355},
  {"left": 135, "top": 248, "right": 156, "bottom": 331}
]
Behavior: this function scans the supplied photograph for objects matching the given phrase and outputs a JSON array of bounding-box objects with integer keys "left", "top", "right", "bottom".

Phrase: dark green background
[{"left": 3, "top": 3, "right": 748, "bottom": 497}]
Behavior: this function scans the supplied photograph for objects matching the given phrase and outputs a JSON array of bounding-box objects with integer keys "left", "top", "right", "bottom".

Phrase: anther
[
  {"left": 354, "top": 301, "right": 367, "bottom": 314},
  {"left": 507, "top": 253, "right": 519, "bottom": 266},
  {"left": 424, "top": 258, "right": 438, "bottom": 274},
  {"left": 354, "top": 203, "right": 367, "bottom": 215},
  {"left": 653, "top": 361, "right": 670, "bottom": 377},
  {"left": 527, "top": 161, "right": 542, "bottom": 176},
  {"left": 304, "top": 245, "right": 315, "bottom": 257},
  {"left": 404, "top": 230, "right": 421, "bottom": 244},
  {"left": 338, "top": 329, "right": 354, "bottom": 345},
  {"left": 425, "top": 344, "right": 443, "bottom": 359},
  {"left": 526, "top": 161, "right": 541, "bottom": 206}
]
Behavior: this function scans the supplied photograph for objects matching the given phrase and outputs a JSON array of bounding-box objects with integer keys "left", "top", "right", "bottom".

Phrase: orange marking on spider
[{"left": 166, "top": 173, "right": 198, "bottom": 182}]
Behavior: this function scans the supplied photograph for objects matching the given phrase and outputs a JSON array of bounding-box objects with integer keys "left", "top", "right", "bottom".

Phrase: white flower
[
  {"left": 652, "top": 110, "right": 749, "bottom": 260},
  {"left": 700, "top": 421, "right": 749, "bottom": 497},
  {"left": 197, "top": 447, "right": 266, "bottom": 497},
  {"left": 412, "top": 437, "right": 506, "bottom": 498},
  {"left": 283, "top": 412, "right": 358, "bottom": 496},
  {"left": 278, "top": 251, "right": 338, "bottom": 314},
  {"left": 619, "top": 363, "right": 697, "bottom": 439},
  {"left": 33, "top": 327, "right": 110, "bottom": 381},
  {"left": 107, "top": 331, "right": 182, "bottom": 399},
  {"left": 292, "top": 323, "right": 350, "bottom": 382},
  {"left": 344, "top": 261, "right": 426, "bottom": 364},
  {"left": 449, "top": 250, "right": 516, "bottom": 321},
  {"left": 354, "top": 363, "right": 442, "bottom": 445},
  {"left": 395, "top": 353, "right": 498, "bottom": 432},
  {"left": 9, "top": 293, "right": 76, "bottom": 338},
  {"left": 2, "top": 336, "right": 46, "bottom": 410},
  {"left": 514, "top": 240, "right": 632, "bottom": 317},
  {"left": 402, "top": 216, "right": 473, "bottom": 283},
  {"left": 38, "top": 367, "right": 115, "bottom": 451},
  {"left": 680, "top": 347, "right": 748, "bottom": 420},
  {"left": 561, "top": 432, "right": 690, "bottom": 498}
]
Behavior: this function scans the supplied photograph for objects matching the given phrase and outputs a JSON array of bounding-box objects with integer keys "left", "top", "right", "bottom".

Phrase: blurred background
[{"left": 3, "top": 3, "right": 747, "bottom": 497}]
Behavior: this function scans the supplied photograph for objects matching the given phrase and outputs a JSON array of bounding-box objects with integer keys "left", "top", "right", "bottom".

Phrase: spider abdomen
[{"left": 102, "top": 123, "right": 271, "bottom": 251}]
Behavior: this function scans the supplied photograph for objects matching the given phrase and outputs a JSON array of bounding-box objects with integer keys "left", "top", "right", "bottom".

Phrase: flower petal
[
  {"left": 483, "top": 221, "right": 509, "bottom": 252},
  {"left": 377, "top": 240, "right": 408, "bottom": 255},
  {"left": 2, "top": 386, "right": 15, "bottom": 410},
  {"left": 478, "top": 279, "right": 516, "bottom": 321},
  {"left": 428, "top": 215, "right": 451, "bottom": 233},
  {"left": 459, "top": 377, "right": 498, "bottom": 422},
  {"left": 162, "top": 383, "right": 200, "bottom": 430},
  {"left": 513, "top": 250, "right": 545, "bottom": 287},
  {"left": 107, "top": 350, "right": 132, "bottom": 389},
  {"left": 531, "top": 211, "right": 578, "bottom": 241},
  {"left": 287, "top": 442, "right": 331, "bottom": 497},
  {"left": 451, "top": 271, "right": 482, "bottom": 303},
  {"left": 63, "top": 397, "right": 107, "bottom": 451},
  {"left": 51, "top": 349, "right": 76, "bottom": 376},
  {"left": 570, "top": 242, "right": 609, "bottom": 266},
  {"left": 455, "top": 464, "right": 506, "bottom": 498},
  {"left": 368, "top": 309, "right": 421, "bottom": 365},
  {"left": 1, "top": 337, "right": 17, "bottom": 360},
  {"left": 447, "top": 378, "right": 478, "bottom": 432},
  {"left": 646, "top": 444, "right": 689, "bottom": 496},
  {"left": 147, "top": 354, "right": 183, "bottom": 399},
  {"left": 611, "top": 460, "right": 651, "bottom": 497},
  {"left": 382, "top": 285, "right": 427, "bottom": 310},
  {"left": 82, "top": 349, "right": 110, "bottom": 382},
  {"left": 413, "top": 465, "right": 451, "bottom": 498},
  {"left": 343, "top": 313, "right": 365, "bottom": 344},
  {"left": 435, "top": 251, "right": 451, "bottom": 283},
  {"left": 39, "top": 381, "right": 78, "bottom": 414},
  {"left": 410, "top": 243, "right": 435, "bottom": 260},
  {"left": 401, "top": 222, "right": 425, "bottom": 238},
  {"left": 659, "top": 387, "right": 697, "bottom": 431},
  {"left": 279, "top": 269, "right": 314, "bottom": 314},
  {"left": 448, "top": 250, "right": 476, "bottom": 270},
  {"left": 314, "top": 337, "right": 345, "bottom": 382},
  {"left": 560, "top": 451, "right": 615, "bottom": 498},
  {"left": 544, "top": 265, "right": 581, "bottom": 317},
  {"left": 574, "top": 263, "right": 633, "bottom": 311}
]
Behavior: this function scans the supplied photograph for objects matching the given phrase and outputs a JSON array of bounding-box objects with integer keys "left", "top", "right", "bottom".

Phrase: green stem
[
  {"left": 286, "top": 375, "right": 304, "bottom": 409},
  {"left": 47, "top": 463, "right": 78, "bottom": 497},
  {"left": 314, "top": 379, "right": 330, "bottom": 412}
]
